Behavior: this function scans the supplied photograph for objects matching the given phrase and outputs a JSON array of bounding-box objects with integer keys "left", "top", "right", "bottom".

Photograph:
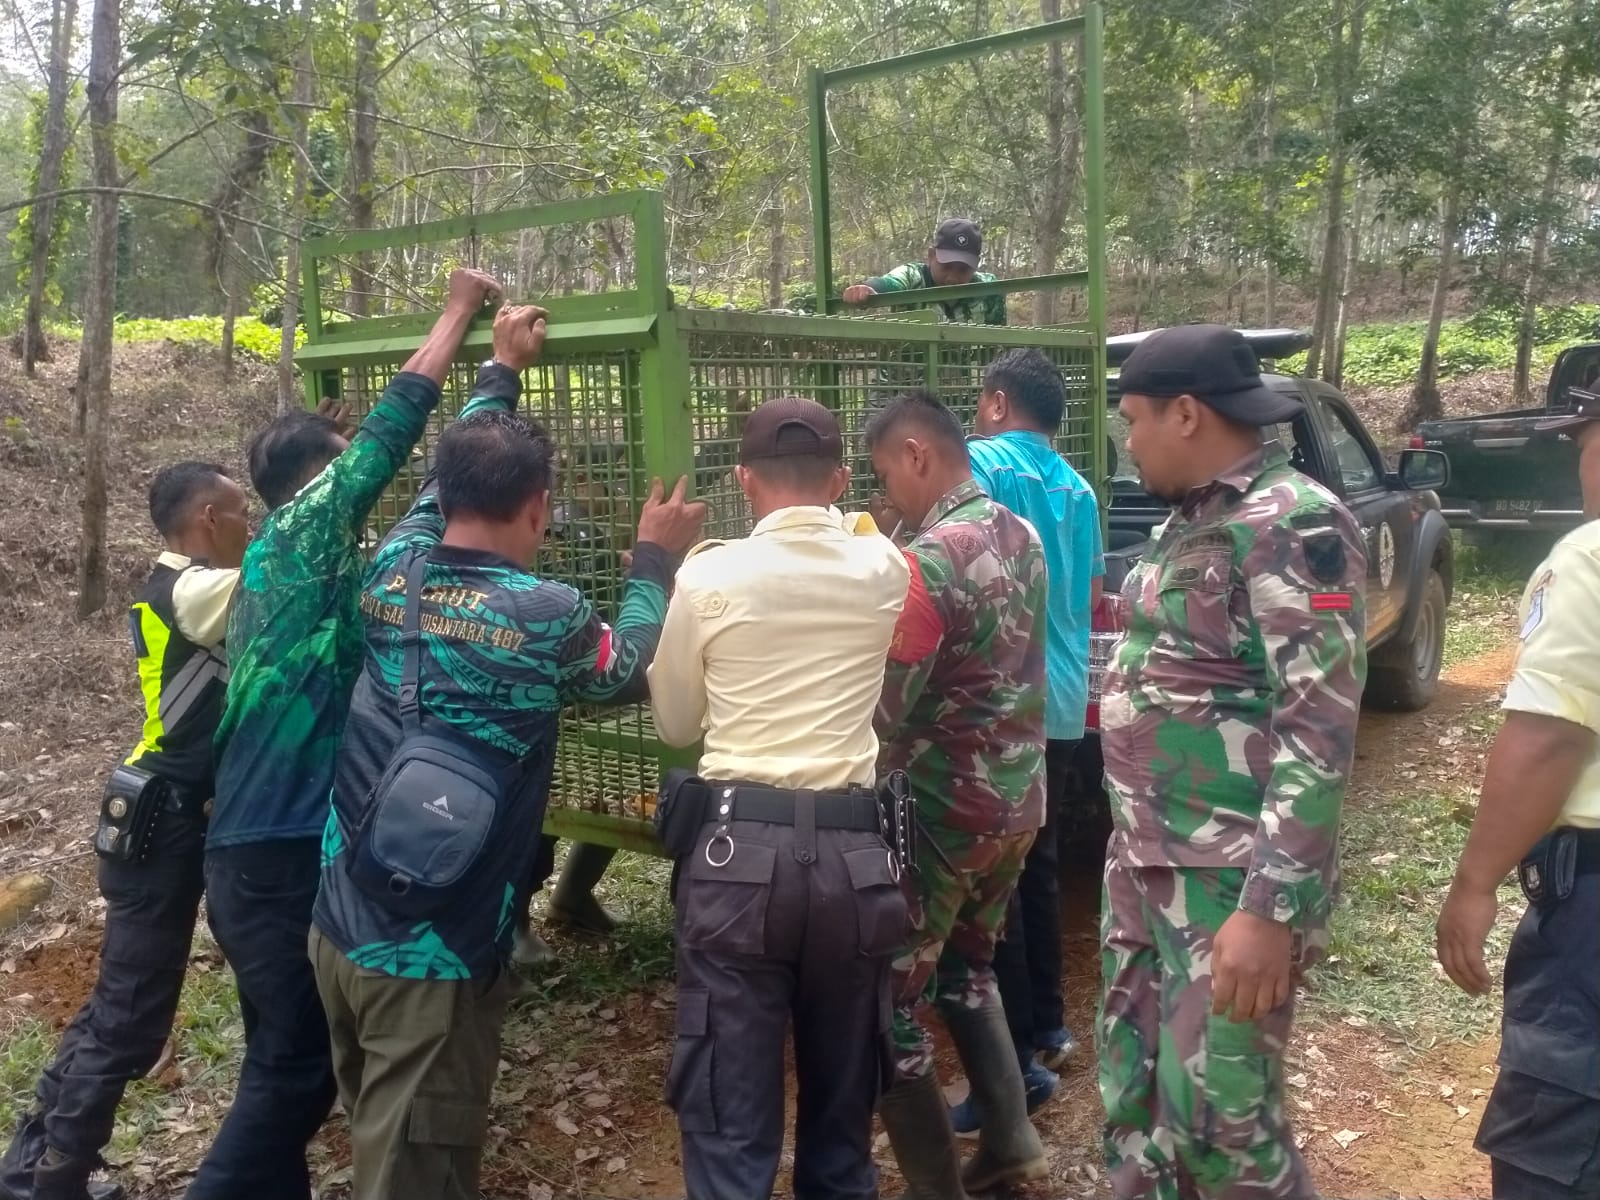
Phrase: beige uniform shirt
[
  {"left": 159, "top": 550, "right": 240, "bottom": 648},
  {"left": 648, "top": 505, "right": 909, "bottom": 790},
  {"left": 1503, "top": 520, "right": 1600, "bottom": 828}
]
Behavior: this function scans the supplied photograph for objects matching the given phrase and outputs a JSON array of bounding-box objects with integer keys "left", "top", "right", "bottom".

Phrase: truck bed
[{"left": 1417, "top": 409, "right": 1582, "bottom": 528}]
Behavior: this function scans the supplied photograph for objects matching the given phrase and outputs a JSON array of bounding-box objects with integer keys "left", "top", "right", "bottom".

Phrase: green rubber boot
[
  {"left": 941, "top": 1003, "right": 1047, "bottom": 1193},
  {"left": 548, "top": 843, "right": 619, "bottom": 935},
  {"left": 878, "top": 1072, "right": 971, "bottom": 1200}
]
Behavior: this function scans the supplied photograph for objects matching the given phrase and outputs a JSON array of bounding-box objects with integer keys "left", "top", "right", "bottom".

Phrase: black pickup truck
[
  {"left": 1415, "top": 341, "right": 1600, "bottom": 533},
  {"left": 1065, "top": 330, "right": 1457, "bottom": 847}
]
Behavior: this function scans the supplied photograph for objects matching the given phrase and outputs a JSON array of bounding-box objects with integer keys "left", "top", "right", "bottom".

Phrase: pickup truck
[
  {"left": 1414, "top": 341, "right": 1600, "bottom": 532},
  {"left": 1066, "top": 330, "right": 1457, "bottom": 848}
]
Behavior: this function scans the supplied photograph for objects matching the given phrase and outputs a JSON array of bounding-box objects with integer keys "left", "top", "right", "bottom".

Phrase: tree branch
[{"left": 0, "top": 186, "right": 294, "bottom": 236}]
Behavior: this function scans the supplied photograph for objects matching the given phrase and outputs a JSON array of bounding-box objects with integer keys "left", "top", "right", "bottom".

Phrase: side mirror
[{"left": 1398, "top": 448, "right": 1450, "bottom": 491}]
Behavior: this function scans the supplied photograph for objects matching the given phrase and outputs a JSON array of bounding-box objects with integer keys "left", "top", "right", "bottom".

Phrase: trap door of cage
[{"left": 294, "top": 192, "right": 696, "bottom": 857}]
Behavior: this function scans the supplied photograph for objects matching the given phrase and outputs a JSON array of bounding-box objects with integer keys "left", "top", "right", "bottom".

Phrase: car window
[{"left": 1316, "top": 397, "right": 1383, "bottom": 494}]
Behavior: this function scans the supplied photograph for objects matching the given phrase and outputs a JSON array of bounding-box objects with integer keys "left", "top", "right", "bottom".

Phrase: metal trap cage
[
  {"left": 295, "top": 11, "right": 1107, "bottom": 855},
  {"left": 297, "top": 191, "right": 1103, "bottom": 854}
]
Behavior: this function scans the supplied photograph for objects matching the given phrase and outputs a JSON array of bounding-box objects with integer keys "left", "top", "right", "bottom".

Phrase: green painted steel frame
[{"left": 806, "top": 4, "right": 1107, "bottom": 393}]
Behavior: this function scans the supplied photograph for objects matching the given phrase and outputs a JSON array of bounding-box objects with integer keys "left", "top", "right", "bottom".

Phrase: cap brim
[
  {"left": 1202, "top": 383, "right": 1305, "bottom": 426},
  {"left": 932, "top": 248, "right": 979, "bottom": 269}
]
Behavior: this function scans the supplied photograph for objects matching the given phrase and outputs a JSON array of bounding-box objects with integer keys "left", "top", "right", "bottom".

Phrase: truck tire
[{"left": 1365, "top": 569, "right": 1447, "bottom": 712}]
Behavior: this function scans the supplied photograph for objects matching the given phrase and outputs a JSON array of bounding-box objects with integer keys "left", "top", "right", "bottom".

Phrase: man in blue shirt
[{"left": 960, "top": 348, "right": 1103, "bottom": 1121}]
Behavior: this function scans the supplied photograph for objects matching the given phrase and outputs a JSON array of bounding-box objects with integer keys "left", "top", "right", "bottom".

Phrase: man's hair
[
  {"left": 984, "top": 348, "right": 1067, "bottom": 432},
  {"left": 247, "top": 411, "right": 345, "bottom": 510},
  {"left": 148, "top": 461, "right": 231, "bottom": 537},
  {"left": 863, "top": 390, "right": 969, "bottom": 458},
  {"left": 436, "top": 410, "right": 555, "bottom": 521},
  {"left": 740, "top": 452, "right": 840, "bottom": 492}
]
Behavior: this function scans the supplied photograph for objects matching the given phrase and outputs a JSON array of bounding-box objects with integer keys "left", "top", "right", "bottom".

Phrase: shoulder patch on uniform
[
  {"left": 683, "top": 538, "right": 726, "bottom": 560},
  {"left": 1303, "top": 533, "right": 1347, "bottom": 584},
  {"left": 691, "top": 590, "right": 727, "bottom": 619},
  {"left": 888, "top": 551, "right": 943, "bottom": 664},
  {"left": 846, "top": 511, "right": 880, "bottom": 536},
  {"left": 1520, "top": 569, "right": 1553, "bottom": 641}
]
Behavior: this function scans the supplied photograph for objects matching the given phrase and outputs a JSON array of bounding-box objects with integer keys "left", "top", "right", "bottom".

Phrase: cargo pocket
[
  {"left": 407, "top": 1095, "right": 488, "bottom": 1148},
  {"left": 844, "top": 845, "right": 911, "bottom": 957},
  {"left": 1154, "top": 545, "right": 1239, "bottom": 663},
  {"left": 664, "top": 988, "right": 717, "bottom": 1133},
  {"left": 680, "top": 839, "right": 777, "bottom": 956},
  {"left": 1199, "top": 1011, "right": 1275, "bottom": 1151},
  {"left": 1477, "top": 1074, "right": 1600, "bottom": 1186}
]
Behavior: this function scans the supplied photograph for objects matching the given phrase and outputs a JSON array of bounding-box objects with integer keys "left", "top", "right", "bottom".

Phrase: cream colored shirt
[
  {"left": 648, "top": 505, "right": 909, "bottom": 789},
  {"left": 1502, "top": 519, "right": 1600, "bottom": 828},
  {"left": 158, "top": 551, "right": 240, "bottom": 649}
]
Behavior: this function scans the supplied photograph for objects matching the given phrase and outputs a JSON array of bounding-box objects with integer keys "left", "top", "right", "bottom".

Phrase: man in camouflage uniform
[
  {"left": 868, "top": 391, "right": 1048, "bottom": 1199},
  {"left": 842, "top": 219, "right": 1006, "bottom": 326},
  {"left": 1100, "top": 326, "right": 1367, "bottom": 1199}
]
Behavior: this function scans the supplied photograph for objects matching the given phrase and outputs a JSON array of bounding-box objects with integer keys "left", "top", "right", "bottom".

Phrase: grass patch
[{"left": 1309, "top": 788, "right": 1520, "bottom": 1045}]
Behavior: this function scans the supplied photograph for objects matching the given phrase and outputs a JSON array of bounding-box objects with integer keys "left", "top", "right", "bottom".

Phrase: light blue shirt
[{"left": 968, "top": 430, "right": 1104, "bottom": 740}]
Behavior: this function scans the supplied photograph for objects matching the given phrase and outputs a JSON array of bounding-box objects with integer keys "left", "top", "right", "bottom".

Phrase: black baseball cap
[
  {"left": 1535, "top": 387, "right": 1600, "bottom": 433},
  {"left": 1118, "top": 324, "right": 1304, "bottom": 425},
  {"left": 739, "top": 395, "right": 845, "bottom": 463},
  {"left": 932, "top": 218, "right": 982, "bottom": 269}
]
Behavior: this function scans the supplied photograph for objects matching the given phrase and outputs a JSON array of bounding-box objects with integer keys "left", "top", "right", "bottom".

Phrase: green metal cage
[{"left": 293, "top": 11, "right": 1106, "bottom": 856}]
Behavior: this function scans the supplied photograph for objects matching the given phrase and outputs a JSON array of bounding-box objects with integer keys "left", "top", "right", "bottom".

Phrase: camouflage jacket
[
  {"left": 865, "top": 263, "right": 1007, "bottom": 326},
  {"left": 1100, "top": 442, "right": 1367, "bottom": 931},
  {"left": 876, "top": 478, "right": 1048, "bottom": 836}
]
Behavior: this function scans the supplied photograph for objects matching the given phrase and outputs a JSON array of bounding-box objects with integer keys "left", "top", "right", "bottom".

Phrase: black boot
[
  {"left": 30, "top": 1150, "right": 123, "bottom": 1200},
  {"left": 548, "top": 843, "right": 618, "bottom": 935},
  {"left": 878, "top": 1073, "right": 971, "bottom": 1200},
  {"left": 0, "top": 1109, "right": 47, "bottom": 1200},
  {"left": 941, "top": 1003, "right": 1047, "bottom": 1193}
]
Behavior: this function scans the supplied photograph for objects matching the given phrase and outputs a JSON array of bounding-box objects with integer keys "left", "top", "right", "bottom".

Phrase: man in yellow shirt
[
  {"left": 648, "top": 396, "right": 911, "bottom": 1200},
  {"left": 1437, "top": 387, "right": 1600, "bottom": 1198}
]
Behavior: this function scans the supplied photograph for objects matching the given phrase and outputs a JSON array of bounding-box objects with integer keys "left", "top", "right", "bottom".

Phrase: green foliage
[
  {"left": 111, "top": 315, "right": 301, "bottom": 359},
  {"left": 1280, "top": 304, "right": 1600, "bottom": 386},
  {"left": 7, "top": 87, "right": 80, "bottom": 304}
]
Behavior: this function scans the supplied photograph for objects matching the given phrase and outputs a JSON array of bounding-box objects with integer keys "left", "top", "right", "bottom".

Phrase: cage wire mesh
[{"left": 324, "top": 310, "right": 1098, "bottom": 847}]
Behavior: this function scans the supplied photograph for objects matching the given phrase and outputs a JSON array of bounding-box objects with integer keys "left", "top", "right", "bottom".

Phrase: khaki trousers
[{"left": 309, "top": 926, "right": 512, "bottom": 1200}]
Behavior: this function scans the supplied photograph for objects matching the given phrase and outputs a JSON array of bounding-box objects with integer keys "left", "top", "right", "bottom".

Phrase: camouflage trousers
[
  {"left": 888, "top": 826, "right": 1034, "bottom": 1082},
  {"left": 1099, "top": 857, "right": 1313, "bottom": 1200}
]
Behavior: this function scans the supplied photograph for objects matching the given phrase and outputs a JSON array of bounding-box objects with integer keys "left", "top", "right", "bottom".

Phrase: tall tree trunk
[
  {"left": 1330, "top": 178, "right": 1365, "bottom": 388},
  {"left": 349, "top": 0, "right": 378, "bottom": 317},
  {"left": 1261, "top": 46, "right": 1279, "bottom": 326},
  {"left": 277, "top": 2, "right": 314, "bottom": 414},
  {"left": 1513, "top": 88, "right": 1570, "bottom": 401},
  {"left": 1307, "top": 0, "right": 1362, "bottom": 379},
  {"left": 762, "top": 0, "right": 785, "bottom": 309},
  {"left": 23, "top": 0, "right": 79, "bottom": 375},
  {"left": 220, "top": 246, "right": 238, "bottom": 381},
  {"left": 1032, "top": 0, "right": 1074, "bottom": 327},
  {"left": 1400, "top": 188, "right": 1462, "bottom": 431},
  {"left": 76, "top": 0, "right": 120, "bottom": 619}
]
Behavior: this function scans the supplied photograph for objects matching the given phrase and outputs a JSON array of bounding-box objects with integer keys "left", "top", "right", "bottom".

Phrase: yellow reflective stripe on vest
[{"left": 125, "top": 601, "right": 172, "bottom": 767}]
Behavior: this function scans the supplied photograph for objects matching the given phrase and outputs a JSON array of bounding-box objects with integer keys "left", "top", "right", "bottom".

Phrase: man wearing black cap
[
  {"left": 648, "top": 395, "right": 912, "bottom": 1200},
  {"left": 842, "top": 218, "right": 1006, "bottom": 326},
  {"left": 1099, "top": 325, "right": 1368, "bottom": 1198},
  {"left": 1437, "top": 389, "right": 1600, "bottom": 1198}
]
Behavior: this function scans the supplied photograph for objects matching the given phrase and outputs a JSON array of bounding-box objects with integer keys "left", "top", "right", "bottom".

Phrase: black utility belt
[
  {"left": 691, "top": 780, "right": 882, "bottom": 832},
  {"left": 1518, "top": 826, "right": 1600, "bottom": 907}
]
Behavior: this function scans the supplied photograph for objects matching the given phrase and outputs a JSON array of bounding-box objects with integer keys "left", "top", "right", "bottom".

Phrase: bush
[{"left": 111, "top": 315, "right": 298, "bottom": 360}]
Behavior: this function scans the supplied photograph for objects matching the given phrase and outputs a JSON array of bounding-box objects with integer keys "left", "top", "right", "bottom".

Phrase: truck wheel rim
[{"left": 1413, "top": 603, "right": 1438, "bottom": 679}]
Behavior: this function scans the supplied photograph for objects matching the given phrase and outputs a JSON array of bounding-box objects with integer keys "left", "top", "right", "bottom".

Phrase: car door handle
[{"left": 1471, "top": 436, "right": 1530, "bottom": 450}]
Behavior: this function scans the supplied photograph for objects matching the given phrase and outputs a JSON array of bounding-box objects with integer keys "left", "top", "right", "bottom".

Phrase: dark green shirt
[
  {"left": 864, "top": 262, "right": 1007, "bottom": 326},
  {"left": 209, "top": 372, "right": 442, "bottom": 849}
]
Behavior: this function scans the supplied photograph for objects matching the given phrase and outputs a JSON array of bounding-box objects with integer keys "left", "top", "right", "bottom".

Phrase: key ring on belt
[{"left": 705, "top": 785, "right": 736, "bottom": 868}]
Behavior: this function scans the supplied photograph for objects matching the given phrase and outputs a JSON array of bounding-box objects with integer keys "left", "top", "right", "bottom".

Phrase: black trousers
[
  {"left": 991, "top": 738, "right": 1078, "bottom": 1050},
  {"left": 1476, "top": 868, "right": 1600, "bottom": 1198},
  {"left": 0, "top": 807, "right": 205, "bottom": 1193},
  {"left": 666, "top": 818, "right": 909, "bottom": 1200},
  {"left": 186, "top": 838, "right": 337, "bottom": 1200}
]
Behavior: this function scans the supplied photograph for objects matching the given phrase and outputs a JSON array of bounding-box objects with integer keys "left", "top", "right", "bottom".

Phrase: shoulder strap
[{"left": 398, "top": 551, "right": 428, "bottom": 734}]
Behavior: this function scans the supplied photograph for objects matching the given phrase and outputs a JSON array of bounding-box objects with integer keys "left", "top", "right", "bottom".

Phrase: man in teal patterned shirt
[
  {"left": 308, "top": 304, "right": 706, "bottom": 1200},
  {"left": 191, "top": 268, "right": 505, "bottom": 1200}
]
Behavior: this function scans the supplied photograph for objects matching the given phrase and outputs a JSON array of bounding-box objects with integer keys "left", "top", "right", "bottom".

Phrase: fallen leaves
[{"left": 1332, "top": 1129, "right": 1367, "bottom": 1150}]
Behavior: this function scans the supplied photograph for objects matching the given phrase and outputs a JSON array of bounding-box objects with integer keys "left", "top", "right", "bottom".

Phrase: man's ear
[
  {"left": 987, "top": 389, "right": 1010, "bottom": 425},
  {"left": 831, "top": 464, "right": 852, "bottom": 503},
  {"left": 1173, "top": 394, "right": 1204, "bottom": 437}
]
